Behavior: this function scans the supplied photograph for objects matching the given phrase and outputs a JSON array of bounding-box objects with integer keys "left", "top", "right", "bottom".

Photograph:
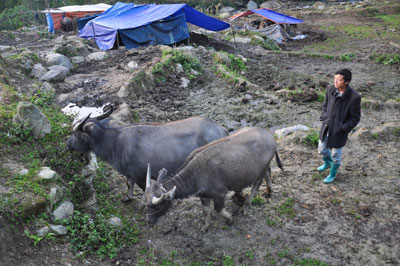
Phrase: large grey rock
[
  {"left": 48, "top": 65, "right": 70, "bottom": 75},
  {"left": 40, "top": 67, "right": 68, "bottom": 82},
  {"left": 45, "top": 53, "right": 73, "bottom": 70},
  {"left": 71, "top": 56, "right": 85, "bottom": 65},
  {"left": 220, "top": 7, "right": 235, "bottom": 13},
  {"left": 52, "top": 201, "right": 74, "bottom": 220},
  {"left": 30, "top": 63, "right": 47, "bottom": 79},
  {"left": 260, "top": 1, "right": 284, "bottom": 10},
  {"left": 87, "top": 52, "right": 107, "bottom": 62},
  {"left": 13, "top": 101, "right": 51, "bottom": 139},
  {"left": 247, "top": 0, "right": 257, "bottom": 10}
]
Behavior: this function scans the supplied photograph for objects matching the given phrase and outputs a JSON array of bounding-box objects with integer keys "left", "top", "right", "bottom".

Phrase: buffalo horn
[
  {"left": 95, "top": 104, "right": 113, "bottom": 120},
  {"left": 146, "top": 164, "right": 151, "bottom": 188},
  {"left": 73, "top": 113, "right": 91, "bottom": 131},
  {"left": 152, "top": 194, "right": 164, "bottom": 205}
]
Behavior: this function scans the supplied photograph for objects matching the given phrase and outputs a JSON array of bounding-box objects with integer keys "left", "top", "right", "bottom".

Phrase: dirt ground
[{"left": 0, "top": 1, "right": 399, "bottom": 265}]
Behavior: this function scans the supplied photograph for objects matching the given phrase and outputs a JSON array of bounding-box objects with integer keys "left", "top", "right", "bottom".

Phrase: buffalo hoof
[{"left": 262, "top": 190, "right": 272, "bottom": 198}]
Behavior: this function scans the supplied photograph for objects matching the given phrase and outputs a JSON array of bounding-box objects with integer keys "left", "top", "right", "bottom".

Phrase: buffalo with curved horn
[
  {"left": 144, "top": 127, "right": 283, "bottom": 229},
  {"left": 67, "top": 104, "right": 228, "bottom": 202}
]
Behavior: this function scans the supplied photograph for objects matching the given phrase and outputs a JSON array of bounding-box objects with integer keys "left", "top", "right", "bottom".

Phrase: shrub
[{"left": 0, "top": 6, "right": 34, "bottom": 31}]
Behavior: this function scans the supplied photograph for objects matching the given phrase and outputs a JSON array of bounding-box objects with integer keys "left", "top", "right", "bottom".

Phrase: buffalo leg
[
  {"left": 243, "top": 176, "right": 263, "bottom": 214},
  {"left": 200, "top": 197, "right": 212, "bottom": 231},
  {"left": 122, "top": 178, "right": 135, "bottom": 202},
  {"left": 213, "top": 195, "right": 232, "bottom": 224},
  {"left": 263, "top": 166, "right": 272, "bottom": 198}
]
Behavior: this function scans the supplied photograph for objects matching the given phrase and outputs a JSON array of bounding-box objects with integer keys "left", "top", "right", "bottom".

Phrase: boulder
[
  {"left": 70, "top": 56, "right": 85, "bottom": 65},
  {"left": 30, "top": 63, "right": 47, "bottom": 79},
  {"left": 260, "top": 1, "right": 285, "bottom": 10},
  {"left": 13, "top": 101, "right": 51, "bottom": 139},
  {"left": 220, "top": 7, "right": 235, "bottom": 13},
  {"left": 40, "top": 69, "right": 68, "bottom": 82},
  {"left": 45, "top": 53, "right": 73, "bottom": 70},
  {"left": 247, "top": 0, "right": 257, "bottom": 10},
  {"left": 52, "top": 201, "right": 74, "bottom": 220},
  {"left": 87, "top": 52, "right": 108, "bottom": 62},
  {"left": 313, "top": 2, "right": 327, "bottom": 10},
  {"left": 48, "top": 65, "right": 70, "bottom": 75}
]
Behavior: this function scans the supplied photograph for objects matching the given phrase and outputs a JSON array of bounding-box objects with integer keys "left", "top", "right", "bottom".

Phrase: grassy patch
[
  {"left": 377, "top": 14, "right": 400, "bottom": 29},
  {"left": 152, "top": 49, "right": 202, "bottom": 83},
  {"left": 278, "top": 197, "right": 296, "bottom": 218},
  {"left": 340, "top": 25, "right": 377, "bottom": 39},
  {"left": 251, "top": 195, "right": 265, "bottom": 206},
  {"left": 61, "top": 211, "right": 139, "bottom": 259},
  {"left": 304, "top": 129, "right": 319, "bottom": 148},
  {"left": 375, "top": 53, "right": 400, "bottom": 65}
]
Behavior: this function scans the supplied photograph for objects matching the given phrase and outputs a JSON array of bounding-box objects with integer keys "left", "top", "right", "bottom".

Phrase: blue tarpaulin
[
  {"left": 78, "top": 2, "right": 230, "bottom": 50},
  {"left": 229, "top": 8, "right": 304, "bottom": 24}
]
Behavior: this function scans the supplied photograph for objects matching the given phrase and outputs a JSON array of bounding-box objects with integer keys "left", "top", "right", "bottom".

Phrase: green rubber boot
[
  {"left": 317, "top": 156, "right": 332, "bottom": 172},
  {"left": 323, "top": 163, "right": 340, "bottom": 184}
]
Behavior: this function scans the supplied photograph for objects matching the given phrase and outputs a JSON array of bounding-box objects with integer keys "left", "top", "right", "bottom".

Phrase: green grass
[
  {"left": 61, "top": 211, "right": 139, "bottom": 259},
  {"left": 278, "top": 197, "right": 296, "bottom": 218},
  {"left": 375, "top": 53, "right": 400, "bottom": 65},
  {"left": 252, "top": 195, "right": 265, "bottom": 206},
  {"left": 304, "top": 129, "right": 319, "bottom": 148},
  {"left": 152, "top": 49, "right": 202, "bottom": 83},
  {"left": 377, "top": 14, "right": 400, "bottom": 29}
]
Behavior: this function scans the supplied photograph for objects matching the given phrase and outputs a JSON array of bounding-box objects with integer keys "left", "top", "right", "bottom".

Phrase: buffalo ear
[{"left": 156, "top": 168, "right": 168, "bottom": 183}]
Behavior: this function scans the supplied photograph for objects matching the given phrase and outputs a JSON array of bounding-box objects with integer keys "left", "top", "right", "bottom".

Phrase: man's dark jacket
[{"left": 319, "top": 84, "right": 361, "bottom": 148}]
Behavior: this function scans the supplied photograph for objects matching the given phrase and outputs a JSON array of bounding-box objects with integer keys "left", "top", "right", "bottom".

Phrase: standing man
[{"left": 317, "top": 68, "right": 361, "bottom": 183}]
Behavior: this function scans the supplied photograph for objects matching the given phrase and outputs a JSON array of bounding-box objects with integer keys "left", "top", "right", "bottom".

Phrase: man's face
[{"left": 334, "top": 74, "right": 349, "bottom": 91}]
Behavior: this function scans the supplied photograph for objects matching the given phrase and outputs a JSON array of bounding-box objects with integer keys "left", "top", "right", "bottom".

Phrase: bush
[{"left": 0, "top": 6, "right": 34, "bottom": 31}]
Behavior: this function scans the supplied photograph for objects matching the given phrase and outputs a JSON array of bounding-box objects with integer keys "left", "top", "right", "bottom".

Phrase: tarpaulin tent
[
  {"left": 228, "top": 8, "right": 304, "bottom": 44},
  {"left": 228, "top": 8, "right": 304, "bottom": 24},
  {"left": 78, "top": 2, "right": 230, "bottom": 50},
  {"left": 44, "top": 3, "right": 111, "bottom": 32}
]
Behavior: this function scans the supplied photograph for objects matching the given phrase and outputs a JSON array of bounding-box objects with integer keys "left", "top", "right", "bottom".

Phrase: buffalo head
[
  {"left": 144, "top": 165, "right": 176, "bottom": 224},
  {"left": 67, "top": 104, "right": 113, "bottom": 153}
]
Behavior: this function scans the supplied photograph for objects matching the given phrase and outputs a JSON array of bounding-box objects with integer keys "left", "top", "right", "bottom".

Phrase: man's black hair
[{"left": 335, "top": 68, "right": 352, "bottom": 83}]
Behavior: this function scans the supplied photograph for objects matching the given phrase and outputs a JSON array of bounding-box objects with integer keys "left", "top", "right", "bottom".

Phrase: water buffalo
[
  {"left": 61, "top": 17, "right": 73, "bottom": 32},
  {"left": 144, "top": 127, "right": 283, "bottom": 229},
  {"left": 67, "top": 105, "right": 228, "bottom": 202}
]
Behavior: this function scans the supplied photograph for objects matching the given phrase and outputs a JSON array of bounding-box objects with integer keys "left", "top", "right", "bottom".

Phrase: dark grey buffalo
[
  {"left": 67, "top": 105, "right": 228, "bottom": 202},
  {"left": 61, "top": 17, "right": 73, "bottom": 32},
  {"left": 144, "top": 127, "right": 283, "bottom": 229}
]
